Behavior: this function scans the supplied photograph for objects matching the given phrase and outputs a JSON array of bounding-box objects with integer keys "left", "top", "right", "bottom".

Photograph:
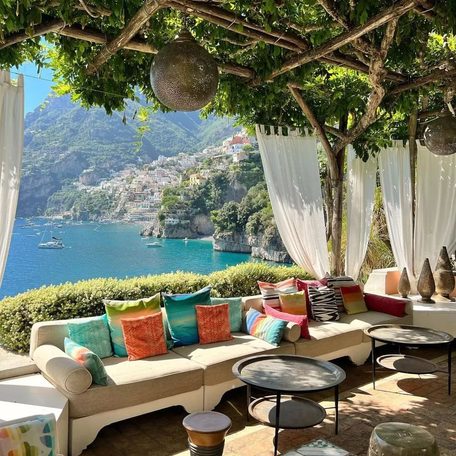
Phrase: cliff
[{"left": 143, "top": 214, "right": 214, "bottom": 239}]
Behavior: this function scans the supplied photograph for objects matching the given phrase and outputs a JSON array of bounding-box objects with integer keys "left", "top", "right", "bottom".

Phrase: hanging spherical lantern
[
  {"left": 150, "top": 29, "right": 219, "bottom": 111},
  {"left": 423, "top": 113, "right": 456, "bottom": 156}
]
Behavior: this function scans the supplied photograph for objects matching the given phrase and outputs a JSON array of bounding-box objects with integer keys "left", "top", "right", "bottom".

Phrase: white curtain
[
  {"left": 414, "top": 143, "right": 456, "bottom": 273},
  {"left": 344, "top": 146, "right": 377, "bottom": 280},
  {"left": 256, "top": 125, "right": 329, "bottom": 278},
  {"left": 0, "top": 71, "right": 24, "bottom": 285},
  {"left": 378, "top": 141, "right": 415, "bottom": 278}
]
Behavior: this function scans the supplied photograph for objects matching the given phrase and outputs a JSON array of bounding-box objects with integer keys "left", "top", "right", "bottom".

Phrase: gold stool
[
  {"left": 183, "top": 411, "right": 231, "bottom": 456},
  {"left": 369, "top": 422, "right": 439, "bottom": 455}
]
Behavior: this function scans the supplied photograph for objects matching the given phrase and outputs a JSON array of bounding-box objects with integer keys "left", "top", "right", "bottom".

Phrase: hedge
[{"left": 0, "top": 262, "right": 311, "bottom": 353}]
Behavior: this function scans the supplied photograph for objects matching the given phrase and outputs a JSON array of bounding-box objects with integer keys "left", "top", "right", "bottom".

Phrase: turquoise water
[{"left": 0, "top": 219, "right": 255, "bottom": 299}]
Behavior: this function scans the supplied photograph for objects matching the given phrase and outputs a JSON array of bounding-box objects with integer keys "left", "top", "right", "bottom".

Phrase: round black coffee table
[
  {"left": 365, "top": 324, "right": 454, "bottom": 395},
  {"left": 232, "top": 354, "right": 346, "bottom": 456}
]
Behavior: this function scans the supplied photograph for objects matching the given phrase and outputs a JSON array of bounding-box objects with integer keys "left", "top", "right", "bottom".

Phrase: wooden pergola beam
[
  {"left": 268, "top": 0, "right": 419, "bottom": 81},
  {"left": 86, "top": 0, "right": 165, "bottom": 75}
]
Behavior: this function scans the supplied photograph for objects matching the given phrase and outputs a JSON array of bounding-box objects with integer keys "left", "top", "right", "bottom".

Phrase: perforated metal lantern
[
  {"left": 150, "top": 30, "right": 219, "bottom": 111},
  {"left": 423, "top": 114, "right": 456, "bottom": 155}
]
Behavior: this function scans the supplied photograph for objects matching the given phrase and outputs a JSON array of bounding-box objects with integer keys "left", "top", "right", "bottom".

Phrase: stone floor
[
  {"left": 0, "top": 345, "right": 37, "bottom": 380},
  {"left": 82, "top": 348, "right": 456, "bottom": 456}
]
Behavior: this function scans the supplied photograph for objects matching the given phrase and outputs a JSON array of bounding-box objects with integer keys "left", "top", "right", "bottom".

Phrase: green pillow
[
  {"left": 64, "top": 337, "right": 108, "bottom": 386},
  {"left": 104, "top": 294, "right": 161, "bottom": 356},
  {"left": 163, "top": 286, "right": 211, "bottom": 346},
  {"left": 67, "top": 314, "right": 113, "bottom": 358},
  {"left": 210, "top": 297, "right": 243, "bottom": 332}
]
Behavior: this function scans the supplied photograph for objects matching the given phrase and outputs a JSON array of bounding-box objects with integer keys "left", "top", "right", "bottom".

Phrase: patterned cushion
[
  {"left": 64, "top": 337, "right": 108, "bottom": 386},
  {"left": 210, "top": 297, "right": 243, "bottom": 332},
  {"left": 163, "top": 286, "right": 211, "bottom": 346},
  {"left": 296, "top": 279, "right": 323, "bottom": 315},
  {"left": 340, "top": 285, "right": 368, "bottom": 315},
  {"left": 104, "top": 294, "right": 161, "bottom": 357},
  {"left": 0, "top": 414, "right": 57, "bottom": 456},
  {"left": 279, "top": 291, "right": 307, "bottom": 315},
  {"left": 264, "top": 304, "right": 310, "bottom": 339},
  {"left": 120, "top": 313, "right": 168, "bottom": 360},
  {"left": 308, "top": 286, "right": 339, "bottom": 321},
  {"left": 326, "top": 276, "right": 356, "bottom": 314},
  {"left": 245, "top": 307, "right": 288, "bottom": 346},
  {"left": 258, "top": 278, "right": 298, "bottom": 309},
  {"left": 67, "top": 314, "right": 113, "bottom": 358},
  {"left": 195, "top": 303, "right": 233, "bottom": 345}
]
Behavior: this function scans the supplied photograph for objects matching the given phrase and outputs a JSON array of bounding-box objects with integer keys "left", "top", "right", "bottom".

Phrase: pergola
[{"left": 1, "top": 0, "right": 455, "bottom": 274}]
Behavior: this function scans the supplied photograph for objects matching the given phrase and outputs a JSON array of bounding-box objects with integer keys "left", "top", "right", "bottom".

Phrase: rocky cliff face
[
  {"left": 213, "top": 232, "right": 252, "bottom": 253},
  {"left": 145, "top": 214, "right": 215, "bottom": 239}
]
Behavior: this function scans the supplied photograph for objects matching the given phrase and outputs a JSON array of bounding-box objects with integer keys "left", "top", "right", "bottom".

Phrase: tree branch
[
  {"left": 389, "top": 67, "right": 456, "bottom": 95},
  {"left": 323, "top": 124, "right": 349, "bottom": 140}
]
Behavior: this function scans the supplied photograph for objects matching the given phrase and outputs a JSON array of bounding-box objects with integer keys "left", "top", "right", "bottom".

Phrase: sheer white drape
[
  {"left": 256, "top": 125, "right": 329, "bottom": 278},
  {"left": 414, "top": 143, "right": 456, "bottom": 272},
  {"left": 344, "top": 146, "right": 377, "bottom": 280},
  {"left": 0, "top": 71, "right": 24, "bottom": 285},
  {"left": 378, "top": 141, "right": 414, "bottom": 278}
]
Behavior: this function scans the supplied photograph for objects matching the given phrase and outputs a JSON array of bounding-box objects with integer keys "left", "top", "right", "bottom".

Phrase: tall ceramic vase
[
  {"left": 417, "top": 258, "right": 435, "bottom": 303},
  {"left": 397, "top": 267, "right": 411, "bottom": 298},
  {"left": 434, "top": 246, "right": 455, "bottom": 301}
]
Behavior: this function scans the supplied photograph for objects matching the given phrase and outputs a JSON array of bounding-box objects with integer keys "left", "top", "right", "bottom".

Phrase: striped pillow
[
  {"left": 279, "top": 291, "right": 307, "bottom": 315},
  {"left": 245, "top": 307, "right": 288, "bottom": 346},
  {"left": 340, "top": 285, "right": 368, "bottom": 315},
  {"left": 308, "top": 286, "right": 339, "bottom": 322},
  {"left": 326, "top": 276, "right": 356, "bottom": 314},
  {"left": 258, "top": 278, "right": 298, "bottom": 309}
]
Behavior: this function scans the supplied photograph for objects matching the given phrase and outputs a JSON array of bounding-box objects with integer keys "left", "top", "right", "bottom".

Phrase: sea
[{"left": 0, "top": 218, "right": 256, "bottom": 299}]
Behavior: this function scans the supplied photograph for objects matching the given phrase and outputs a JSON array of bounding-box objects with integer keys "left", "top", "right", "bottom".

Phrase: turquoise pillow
[
  {"left": 64, "top": 337, "right": 108, "bottom": 386},
  {"left": 67, "top": 314, "right": 113, "bottom": 358},
  {"left": 210, "top": 297, "right": 243, "bottom": 332},
  {"left": 245, "top": 307, "right": 287, "bottom": 346},
  {"left": 163, "top": 286, "right": 211, "bottom": 346}
]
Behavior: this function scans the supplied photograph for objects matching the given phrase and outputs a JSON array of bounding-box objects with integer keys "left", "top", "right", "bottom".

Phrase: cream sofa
[{"left": 29, "top": 294, "right": 412, "bottom": 455}]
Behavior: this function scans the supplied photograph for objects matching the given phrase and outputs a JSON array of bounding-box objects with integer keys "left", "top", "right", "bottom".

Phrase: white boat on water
[
  {"left": 38, "top": 238, "right": 64, "bottom": 249},
  {"left": 146, "top": 242, "right": 162, "bottom": 248}
]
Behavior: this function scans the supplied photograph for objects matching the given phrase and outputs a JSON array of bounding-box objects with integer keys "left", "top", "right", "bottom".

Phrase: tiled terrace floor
[{"left": 82, "top": 348, "right": 456, "bottom": 456}]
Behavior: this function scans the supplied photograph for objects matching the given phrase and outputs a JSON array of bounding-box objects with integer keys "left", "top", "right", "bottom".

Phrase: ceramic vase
[
  {"left": 434, "top": 246, "right": 455, "bottom": 300},
  {"left": 397, "top": 267, "right": 411, "bottom": 298},
  {"left": 417, "top": 258, "right": 435, "bottom": 303}
]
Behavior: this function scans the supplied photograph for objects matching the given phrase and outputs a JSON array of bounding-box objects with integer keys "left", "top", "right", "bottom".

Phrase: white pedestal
[
  {"left": 412, "top": 297, "right": 456, "bottom": 336},
  {"left": 0, "top": 373, "right": 68, "bottom": 455}
]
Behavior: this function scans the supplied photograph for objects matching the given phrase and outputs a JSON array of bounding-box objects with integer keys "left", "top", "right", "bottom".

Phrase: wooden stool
[
  {"left": 182, "top": 411, "right": 231, "bottom": 456},
  {"left": 369, "top": 422, "right": 439, "bottom": 455}
]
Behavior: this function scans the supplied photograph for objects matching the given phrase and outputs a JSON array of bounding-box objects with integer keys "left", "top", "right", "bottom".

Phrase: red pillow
[
  {"left": 363, "top": 293, "right": 407, "bottom": 317},
  {"left": 195, "top": 303, "right": 233, "bottom": 345},
  {"left": 296, "top": 279, "right": 323, "bottom": 317},
  {"left": 121, "top": 313, "right": 167, "bottom": 361},
  {"left": 264, "top": 304, "right": 310, "bottom": 339}
]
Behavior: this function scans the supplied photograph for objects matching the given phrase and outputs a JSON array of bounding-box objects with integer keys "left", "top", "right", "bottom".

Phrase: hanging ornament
[{"left": 150, "top": 29, "right": 219, "bottom": 111}]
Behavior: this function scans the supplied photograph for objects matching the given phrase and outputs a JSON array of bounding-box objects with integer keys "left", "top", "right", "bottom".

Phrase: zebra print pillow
[
  {"left": 308, "top": 286, "right": 339, "bottom": 322},
  {"left": 326, "top": 276, "right": 356, "bottom": 314}
]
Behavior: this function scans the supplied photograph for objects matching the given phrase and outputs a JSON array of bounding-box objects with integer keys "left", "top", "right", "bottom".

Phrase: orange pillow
[
  {"left": 195, "top": 303, "right": 233, "bottom": 345},
  {"left": 121, "top": 313, "right": 167, "bottom": 360},
  {"left": 279, "top": 291, "right": 307, "bottom": 315}
]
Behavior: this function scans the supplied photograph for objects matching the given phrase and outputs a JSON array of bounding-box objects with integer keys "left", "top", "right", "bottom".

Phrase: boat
[
  {"left": 184, "top": 237, "right": 189, "bottom": 243},
  {"left": 38, "top": 238, "right": 64, "bottom": 249},
  {"left": 146, "top": 242, "right": 162, "bottom": 248}
]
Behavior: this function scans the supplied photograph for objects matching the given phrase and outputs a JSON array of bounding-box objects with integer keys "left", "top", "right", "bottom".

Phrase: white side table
[
  {"left": 412, "top": 297, "right": 456, "bottom": 336},
  {"left": 0, "top": 373, "right": 68, "bottom": 455}
]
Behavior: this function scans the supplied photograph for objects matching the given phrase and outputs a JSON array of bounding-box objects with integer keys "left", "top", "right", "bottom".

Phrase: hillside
[{"left": 18, "top": 95, "right": 239, "bottom": 216}]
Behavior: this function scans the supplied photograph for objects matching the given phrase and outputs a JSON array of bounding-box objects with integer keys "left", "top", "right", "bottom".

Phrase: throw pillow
[
  {"left": 279, "top": 291, "right": 307, "bottom": 315},
  {"left": 364, "top": 293, "right": 407, "bottom": 317},
  {"left": 195, "top": 303, "right": 233, "bottom": 345},
  {"left": 104, "top": 293, "right": 161, "bottom": 357},
  {"left": 296, "top": 279, "right": 323, "bottom": 315},
  {"left": 163, "top": 286, "right": 211, "bottom": 346},
  {"left": 326, "top": 276, "right": 357, "bottom": 314},
  {"left": 340, "top": 285, "right": 368, "bottom": 315},
  {"left": 308, "top": 286, "right": 339, "bottom": 322},
  {"left": 264, "top": 304, "right": 310, "bottom": 339},
  {"left": 258, "top": 278, "right": 298, "bottom": 309},
  {"left": 64, "top": 337, "right": 108, "bottom": 386},
  {"left": 245, "top": 307, "right": 288, "bottom": 346},
  {"left": 120, "top": 313, "right": 167, "bottom": 361},
  {"left": 210, "top": 297, "right": 243, "bottom": 332},
  {"left": 67, "top": 314, "right": 113, "bottom": 358}
]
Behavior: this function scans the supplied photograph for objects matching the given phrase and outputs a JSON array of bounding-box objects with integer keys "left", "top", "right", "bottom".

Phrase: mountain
[{"left": 18, "top": 95, "right": 239, "bottom": 216}]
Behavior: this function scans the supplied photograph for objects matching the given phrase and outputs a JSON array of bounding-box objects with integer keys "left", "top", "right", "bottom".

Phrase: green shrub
[{"left": 0, "top": 263, "right": 311, "bottom": 353}]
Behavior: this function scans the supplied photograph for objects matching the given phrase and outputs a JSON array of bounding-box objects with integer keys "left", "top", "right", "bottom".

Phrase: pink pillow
[
  {"left": 296, "top": 279, "right": 323, "bottom": 316},
  {"left": 264, "top": 304, "right": 310, "bottom": 339},
  {"left": 195, "top": 303, "right": 233, "bottom": 345},
  {"left": 363, "top": 293, "right": 407, "bottom": 317}
]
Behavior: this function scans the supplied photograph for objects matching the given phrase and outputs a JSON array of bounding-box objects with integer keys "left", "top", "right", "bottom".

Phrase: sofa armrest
[
  {"left": 364, "top": 293, "right": 410, "bottom": 317},
  {"left": 32, "top": 345, "right": 92, "bottom": 394}
]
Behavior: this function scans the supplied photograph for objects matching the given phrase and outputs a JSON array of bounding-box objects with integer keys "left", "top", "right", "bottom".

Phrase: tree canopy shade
[{"left": 1, "top": 0, "right": 456, "bottom": 274}]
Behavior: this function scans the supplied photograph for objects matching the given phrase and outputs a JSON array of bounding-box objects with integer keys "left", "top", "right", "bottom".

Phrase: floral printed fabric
[{"left": 195, "top": 303, "right": 233, "bottom": 345}]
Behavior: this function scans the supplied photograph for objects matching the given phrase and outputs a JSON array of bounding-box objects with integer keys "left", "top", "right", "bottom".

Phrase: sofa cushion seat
[
  {"left": 294, "top": 321, "right": 363, "bottom": 357},
  {"left": 172, "top": 333, "right": 295, "bottom": 386},
  {"left": 63, "top": 352, "right": 204, "bottom": 418}
]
